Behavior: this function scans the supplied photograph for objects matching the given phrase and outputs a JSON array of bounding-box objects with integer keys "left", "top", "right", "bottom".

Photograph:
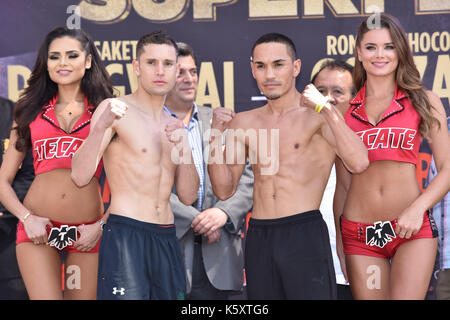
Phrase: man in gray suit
[{"left": 165, "top": 42, "right": 254, "bottom": 300}]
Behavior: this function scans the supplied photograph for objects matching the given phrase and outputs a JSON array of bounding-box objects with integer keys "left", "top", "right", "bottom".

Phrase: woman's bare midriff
[
  {"left": 343, "top": 161, "right": 422, "bottom": 223},
  {"left": 23, "top": 168, "right": 103, "bottom": 223}
]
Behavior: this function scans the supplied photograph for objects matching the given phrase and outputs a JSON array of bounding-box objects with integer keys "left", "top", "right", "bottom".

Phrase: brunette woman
[{"left": 0, "top": 26, "right": 114, "bottom": 299}]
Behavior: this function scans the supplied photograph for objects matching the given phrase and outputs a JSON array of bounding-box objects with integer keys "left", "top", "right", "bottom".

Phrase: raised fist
[
  {"left": 211, "top": 107, "right": 235, "bottom": 133},
  {"left": 165, "top": 118, "right": 186, "bottom": 146},
  {"left": 301, "top": 84, "right": 330, "bottom": 112},
  {"left": 98, "top": 98, "right": 128, "bottom": 129}
]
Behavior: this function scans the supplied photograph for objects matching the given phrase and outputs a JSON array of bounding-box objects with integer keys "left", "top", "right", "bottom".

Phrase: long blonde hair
[{"left": 353, "top": 13, "right": 439, "bottom": 138}]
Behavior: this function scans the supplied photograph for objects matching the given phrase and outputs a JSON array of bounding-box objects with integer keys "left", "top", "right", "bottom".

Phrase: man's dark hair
[
  {"left": 136, "top": 30, "right": 178, "bottom": 60},
  {"left": 251, "top": 33, "right": 297, "bottom": 61},
  {"left": 176, "top": 41, "right": 198, "bottom": 67},
  {"left": 311, "top": 59, "right": 356, "bottom": 96}
]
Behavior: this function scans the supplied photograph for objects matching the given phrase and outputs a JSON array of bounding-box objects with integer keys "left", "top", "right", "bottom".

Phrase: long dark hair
[
  {"left": 14, "top": 26, "right": 114, "bottom": 152},
  {"left": 354, "top": 13, "right": 439, "bottom": 138}
]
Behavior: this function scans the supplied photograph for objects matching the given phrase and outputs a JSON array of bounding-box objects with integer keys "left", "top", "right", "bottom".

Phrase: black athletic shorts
[
  {"left": 97, "top": 214, "right": 186, "bottom": 300},
  {"left": 245, "top": 210, "right": 337, "bottom": 300}
]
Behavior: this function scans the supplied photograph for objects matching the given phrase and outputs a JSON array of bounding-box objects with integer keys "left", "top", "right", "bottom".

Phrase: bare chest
[
  {"left": 113, "top": 111, "right": 174, "bottom": 164},
  {"left": 246, "top": 114, "right": 324, "bottom": 174}
]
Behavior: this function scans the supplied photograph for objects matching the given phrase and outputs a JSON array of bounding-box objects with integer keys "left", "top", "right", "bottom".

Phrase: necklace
[{"left": 57, "top": 100, "right": 82, "bottom": 116}]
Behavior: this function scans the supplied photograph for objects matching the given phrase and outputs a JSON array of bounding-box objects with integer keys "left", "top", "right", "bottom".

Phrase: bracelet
[
  {"left": 21, "top": 212, "right": 31, "bottom": 223},
  {"left": 98, "top": 218, "right": 106, "bottom": 229}
]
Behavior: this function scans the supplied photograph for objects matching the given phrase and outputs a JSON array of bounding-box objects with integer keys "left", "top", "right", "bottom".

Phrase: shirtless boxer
[
  {"left": 207, "top": 33, "right": 369, "bottom": 299},
  {"left": 71, "top": 31, "right": 199, "bottom": 300}
]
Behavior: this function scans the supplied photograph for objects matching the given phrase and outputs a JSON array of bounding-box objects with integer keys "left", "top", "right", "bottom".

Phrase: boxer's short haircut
[
  {"left": 251, "top": 33, "right": 297, "bottom": 61},
  {"left": 136, "top": 30, "right": 178, "bottom": 60}
]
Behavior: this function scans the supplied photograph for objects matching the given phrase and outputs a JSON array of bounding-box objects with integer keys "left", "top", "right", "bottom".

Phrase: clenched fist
[
  {"left": 165, "top": 118, "right": 186, "bottom": 146},
  {"left": 300, "top": 84, "right": 330, "bottom": 112},
  {"left": 97, "top": 98, "right": 128, "bottom": 129},
  {"left": 211, "top": 107, "right": 235, "bottom": 133}
]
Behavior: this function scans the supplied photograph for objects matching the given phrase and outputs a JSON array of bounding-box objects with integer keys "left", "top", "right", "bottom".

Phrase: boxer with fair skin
[
  {"left": 71, "top": 31, "right": 199, "bottom": 300},
  {"left": 71, "top": 39, "right": 198, "bottom": 224},
  {"left": 207, "top": 33, "right": 369, "bottom": 299}
]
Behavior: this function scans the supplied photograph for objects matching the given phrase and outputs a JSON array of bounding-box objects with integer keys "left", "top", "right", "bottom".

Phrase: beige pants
[{"left": 437, "top": 269, "right": 450, "bottom": 300}]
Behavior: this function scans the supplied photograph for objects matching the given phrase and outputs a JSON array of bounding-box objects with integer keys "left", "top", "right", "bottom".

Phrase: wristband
[
  {"left": 21, "top": 212, "right": 31, "bottom": 223},
  {"left": 315, "top": 104, "right": 325, "bottom": 113},
  {"left": 315, "top": 96, "right": 331, "bottom": 114}
]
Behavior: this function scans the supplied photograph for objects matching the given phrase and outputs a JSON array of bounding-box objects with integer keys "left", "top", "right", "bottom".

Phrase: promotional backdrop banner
[{"left": 0, "top": 0, "right": 449, "bottom": 190}]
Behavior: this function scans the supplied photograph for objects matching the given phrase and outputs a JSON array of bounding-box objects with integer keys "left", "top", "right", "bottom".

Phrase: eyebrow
[
  {"left": 48, "top": 50, "right": 80, "bottom": 54},
  {"left": 254, "top": 58, "right": 287, "bottom": 64},
  {"left": 145, "top": 58, "right": 176, "bottom": 63},
  {"left": 364, "top": 42, "right": 394, "bottom": 46},
  {"left": 317, "top": 84, "right": 344, "bottom": 90},
  {"left": 179, "top": 67, "right": 197, "bottom": 72}
]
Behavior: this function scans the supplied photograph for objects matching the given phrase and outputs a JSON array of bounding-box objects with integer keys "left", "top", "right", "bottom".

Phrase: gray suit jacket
[{"left": 170, "top": 105, "right": 254, "bottom": 293}]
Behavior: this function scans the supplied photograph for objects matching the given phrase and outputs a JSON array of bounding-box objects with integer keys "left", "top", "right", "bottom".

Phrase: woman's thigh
[
  {"left": 63, "top": 251, "right": 98, "bottom": 300},
  {"left": 16, "top": 242, "right": 63, "bottom": 300},
  {"left": 346, "top": 254, "right": 391, "bottom": 299},
  {"left": 390, "top": 238, "right": 437, "bottom": 300}
]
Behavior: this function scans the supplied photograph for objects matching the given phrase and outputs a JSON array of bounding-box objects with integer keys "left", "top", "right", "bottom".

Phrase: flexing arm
[
  {"left": 207, "top": 108, "right": 247, "bottom": 201},
  {"left": 302, "top": 84, "right": 369, "bottom": 174},
  {"left": 71, "top": 98, "right": 126, "bottom": 187}
]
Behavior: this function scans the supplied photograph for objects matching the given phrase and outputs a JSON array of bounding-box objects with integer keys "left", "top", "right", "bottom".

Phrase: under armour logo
[
  {"left": 366, "top": 221, "right": 396, "bottom": 248},
  {"left": 48, "top": 225, "right": 77, "bottom": 250},
  {"left": 112, "top": 287, "right": 125, "bottom": 296}
]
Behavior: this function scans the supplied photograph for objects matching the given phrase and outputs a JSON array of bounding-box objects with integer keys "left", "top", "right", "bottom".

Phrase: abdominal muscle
[
  {"left": 343, "top": 161, "right": 422, "bottom": 223},
  {"left": 23, "top": 169, "right": 103, "bottom": 223}
]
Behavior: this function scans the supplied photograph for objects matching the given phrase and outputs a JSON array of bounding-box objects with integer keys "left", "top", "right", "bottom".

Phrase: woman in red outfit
[
  {"left": 335, "top": 14, "right": 450, "bottom": 299},
  {"left": 0, "top": 26, "right": 114, "bottom": 299}
]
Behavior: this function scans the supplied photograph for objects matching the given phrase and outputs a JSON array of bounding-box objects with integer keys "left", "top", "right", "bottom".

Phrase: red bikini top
[
  {"left": 29, "top": 96, "right": 103, "bottom": 178},
  {"left": 344, "top": 83, "right": 421, "bottom": 165}
]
